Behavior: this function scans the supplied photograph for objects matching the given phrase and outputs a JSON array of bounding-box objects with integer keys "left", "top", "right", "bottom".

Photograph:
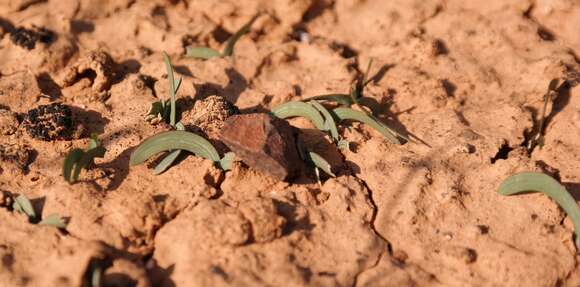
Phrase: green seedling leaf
[
  {"left": 223, "top": 13, "right": 260, "bottom": 57},
  {"left": 187, "top": 14, "right": 260, "bottom": 60},
  {"left": 152, "top": 150, "right": 181, "bottom": 175},
  {"left": 304, "top": 94, "right": 382, "bottom": 115},
  {"left": 130, "top": 130, "right": 221, "bottom": 167},
  {"left": 163, "top": 52, "right": 181, "bottom": 127},
  {"left": 13, "top": 194, "right": 36, "bottom": 220},
  {"left": 39, "top": 214, "right": 67, "bottom": 229},
  {"left": 332, "top": 107, "right": 401, "bottom": 145},
  {"left": 527, "top": 79, "right": 560, "bottom": 152},
  {"left": 63, "top": 149, "right": 84, "bottom": 183},
  {"left": 309, "top": 100, "right": 339, "bottom": 142},
  {"left": 219, "top": 152, "right": 236, "bottom": 171},
  {"left": 271, "top": 101, "right": 326, "bottom": 131},
  {"left": 91, "top": 266, "right": 103, "bottom": 287},
  {"left": 152, "top": 122, "right": 186, "bottom": 175},
  {"left": 186, "top": 47, "right": 222, "bottom": 60},
  {"left": 498, "top": 172, "right": 580, "bottom": 249},
  {"left": 63, "top": 136, "right": 106, "bottom": 184},
  {"left": 306, "top": 151, "right": 335, "bottom": 177}
]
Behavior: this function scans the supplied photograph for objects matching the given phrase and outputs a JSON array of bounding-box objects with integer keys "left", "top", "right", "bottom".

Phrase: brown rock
[{"left": 220, "top": 113, "right": 303, "bottom": 181}]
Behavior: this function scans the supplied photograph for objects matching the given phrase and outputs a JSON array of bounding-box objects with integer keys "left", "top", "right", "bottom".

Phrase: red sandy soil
[{"left": 0, "top": 0, "right": 579, "bottom": 286}]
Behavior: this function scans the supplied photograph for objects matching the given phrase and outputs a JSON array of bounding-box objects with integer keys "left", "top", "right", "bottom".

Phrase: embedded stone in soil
[
  {"left": 220, "top": 113, "right": 303, "bottom": 181},
  {"left": 23, "top": 103, "right": 74, "bottom": 141}
]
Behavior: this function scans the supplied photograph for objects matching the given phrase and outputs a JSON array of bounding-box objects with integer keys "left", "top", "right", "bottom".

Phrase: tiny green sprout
[
  {"left": 526, "top": 79, "right": 560, "bottom": 153},
  {"left": 39, "top": 214, "right": 67, "bottom": 229},
  {"left": 13, "top": 194, "right": 36, "bottom": 220},
  {"left": 130, "top": 130, "right": 233, "bottom": 171},
  {"left": 498, "top": 172, "right": 580, "bottom": 250},
  {"left": 63, "top": 134, "right": 106, "bottom": 184},
  {"left": 187, "top": 14, "right": 261, "bottom": 60}
]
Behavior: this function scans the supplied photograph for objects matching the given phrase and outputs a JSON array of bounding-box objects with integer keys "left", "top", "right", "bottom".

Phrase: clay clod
[{"left": 220, "top": 113, "right": 303, "bottom": 181}]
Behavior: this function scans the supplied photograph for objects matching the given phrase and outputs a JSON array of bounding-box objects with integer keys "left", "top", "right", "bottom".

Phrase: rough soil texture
[{"left": 0, "top": 0, "right": 579, "bottom": 286}]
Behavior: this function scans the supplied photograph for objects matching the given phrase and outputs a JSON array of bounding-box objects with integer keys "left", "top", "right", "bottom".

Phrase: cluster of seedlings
[
  {"left": 1, "top": 191, "right": 66, "bottom": 229},
  {"left": 6, "top": 13, "right": 575, "bottom": 252}
]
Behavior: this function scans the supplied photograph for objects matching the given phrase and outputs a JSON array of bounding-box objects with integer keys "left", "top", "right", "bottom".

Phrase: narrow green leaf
[
  {"left": 304, "top": 94, "right": 382, "bottom": 115},
  {"left": 219, "top": 152, "right": 236, "bottom": 171},
  {"left": 91, "top": 266, "right": 103, "bottom": 287},
  {"left": 222, "top": 14, "right": 260, "bottom": 57},
  {"left": 130, "top": 130, "right": 221, "bottom": 166},
  {"left": 63, "top": 149, "right": 84, "bottom": 183},
  {"left": 332, "top": 107, "right": 402, "bottom": 145},
  {"left": 153, "top": 150, "right": 182, "bottom": 175},
  {"left": 163, "top": 52, "right": 177, "bottom": 127},
  {"left": 39, "top": 214, "right": 67, "bottom": 229},
  {"left": 186, "top": 47, "right": 222, "bottom": 60},
  {"left": 13, "top": 194, "right": 36, "bottom": 220},
  {"left": 309, "top": 101, "right": 339, "bottom": 142},
  {"left": 498, "top": 172, "right": 580, "bottom": 249},
  {"left": 306, "top": 151, "right": 335, "bottom": 177},
  {"left": 70, "top": 146, "right": 105, "bottom": 183},
  {"left": 270, "top": 101, "right": 326, "bottom": 131}
]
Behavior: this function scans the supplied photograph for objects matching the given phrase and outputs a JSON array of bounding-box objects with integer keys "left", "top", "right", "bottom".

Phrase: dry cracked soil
[{"left": 0, "top": 0, "right": 579, "bottom": 286}]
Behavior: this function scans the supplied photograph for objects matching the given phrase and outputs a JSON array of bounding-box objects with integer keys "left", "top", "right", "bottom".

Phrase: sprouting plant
[
  {"left": 13, "top": 194, "right": 36, "bottom": 220},
  {"left": 498, "top": 172, "right": 580, "bottom": 250},
  {"left": 186, "top": 14, "right": 260, "bottom": 60},
  {"left": 136, "top": 53, "right": 234, "bottom": 173},
  {"left": 301, "top": 59, "right": 407, "bottom": 144},
  {"left": 13, "top": 194, "right": 67, "bottom": 228},
  {"left": 526, "top": 79, "right": 560, "bottom": 153},
  {"left": 63, "top": 133, "right": 106, "bottom": 184},
  {"left": 130, "top": 130, "right": 234, "bottom": 171},
  {"left": 144, "top": 52, "right": 189, "bottom": 174}
]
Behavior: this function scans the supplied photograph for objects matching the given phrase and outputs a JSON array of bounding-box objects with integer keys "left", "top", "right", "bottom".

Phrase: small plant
[
  {"left": 135, "top": 53, "right": 234, "bottom": 173},
  {"left": 186, "top": 14, "right": 260, "bottom": 60},
  {"left": 144, "top": 52, "right": 187, "bottom": 174},
  {"left": 526, "top": 79, "right": 560, "bottom": 153},
  {"left": 63, "top": 134, "right": 106, "bottom": 184},
  {"left": 498, "top": 172, "right": 580, "bottom": 250},
  {"left": 13, "top": 194, "right": 66, "bottom": 228},
  {"left": 302, "top": 59, "right": 407, "bottom": 144}
]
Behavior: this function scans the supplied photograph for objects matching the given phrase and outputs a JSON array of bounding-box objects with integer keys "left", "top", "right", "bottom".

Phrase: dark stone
[{"left": 220, "top": 113, "right": 303, "bottom": 181}]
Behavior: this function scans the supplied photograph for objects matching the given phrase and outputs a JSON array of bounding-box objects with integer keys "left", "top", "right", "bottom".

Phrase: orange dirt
[{"left": 0, "top": 0, "right": 579, "bottom": 286}]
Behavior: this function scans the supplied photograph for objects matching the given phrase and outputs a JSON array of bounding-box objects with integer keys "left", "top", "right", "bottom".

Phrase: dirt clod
[
  {"left": 22, "top": 103, "right": 73, "bottom": 141},
  {"left": 9, "top": 26, "right": 54, "bottom": 50},
  {"left": 0, "top": 143, "right": 32, "bottom": 176},
  {"left": 184, "top": 95, "right": 239, "bottom": 138},
  {"left": 220, "top": 113, "right": 303, "bottom": 181},
  {"left": 60, "top": 49, "right": 115, "bottom": 92},
  {"left": 0, "top": 109, "right": 19, "bottom": 135}
]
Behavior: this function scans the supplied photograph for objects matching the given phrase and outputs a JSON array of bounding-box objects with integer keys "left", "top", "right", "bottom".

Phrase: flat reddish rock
[{"left": 220, "top": 113, "right": 303, "bottom": 181}]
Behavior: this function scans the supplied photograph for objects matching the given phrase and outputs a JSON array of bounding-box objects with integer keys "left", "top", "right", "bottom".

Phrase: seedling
[
  {"left": 302, "top": 59, "right": 406, "bottom": 144},
  {"left": 145, "top": 52, "right": 187, "bottom": 174},
  {"left": 186, "top": 14, "right": 260, "bottom": 60},
  {"left": 12, "top": 194, "right": 67, "bottom": 228},
  {"left": 63, "top": 134, "right": 106, "bottom": 184},
  {"left": 130, "top": 130, "right": 234, "bottom": 171},
  {"left": 498, "top": 172, "right": 580, "bottom": 250},
  {"left": 13, "top": 194, "right": 36, "bottom": 220},
  {"left": 526, "top": 79, "right": 559, "bottom": 153}
]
